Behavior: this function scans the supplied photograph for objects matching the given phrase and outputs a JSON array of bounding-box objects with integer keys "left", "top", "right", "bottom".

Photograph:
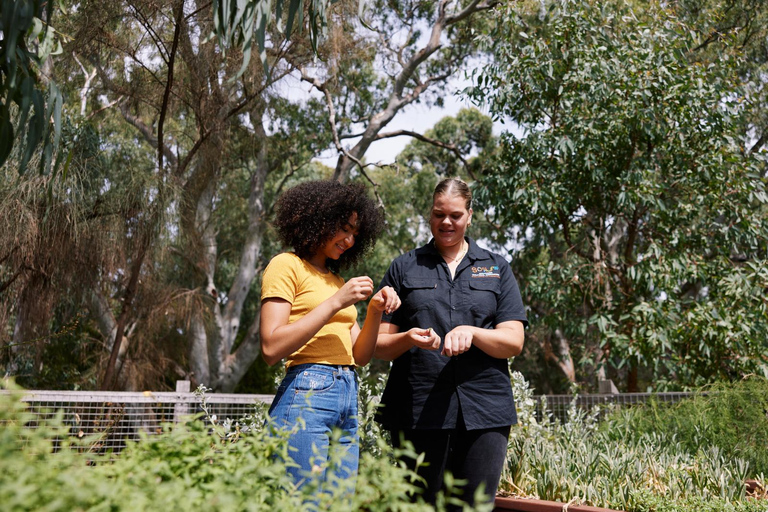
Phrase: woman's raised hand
[
  {"left": 334, "top": 276, "right": 375, "bottom": 308},
  {"left": 369, "top": 286, "right": 401, "bottom": 315}
]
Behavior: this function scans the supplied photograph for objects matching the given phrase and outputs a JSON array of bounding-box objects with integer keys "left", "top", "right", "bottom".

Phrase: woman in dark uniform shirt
[{"left": 374, "top": 178, "right": 528, "bottom": 509}]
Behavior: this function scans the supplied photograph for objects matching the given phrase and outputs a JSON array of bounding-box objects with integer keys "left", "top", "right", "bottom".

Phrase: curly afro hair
[{"left": 274, "top": 180, "right": 384, "bottom": 272}]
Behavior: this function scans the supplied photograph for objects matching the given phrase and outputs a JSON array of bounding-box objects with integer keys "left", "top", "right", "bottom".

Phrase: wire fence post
[
  {"left": 173, "top": 380, "right": 191, "bottom": 423},
  {"left": 599, "top": 379, "right": 620, "bottom": 394}
]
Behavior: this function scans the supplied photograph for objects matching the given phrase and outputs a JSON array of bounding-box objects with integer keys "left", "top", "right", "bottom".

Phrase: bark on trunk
[
  {"left": 210, "top": 107, "right": 269, "bottom": 392},
  {"left": 627, "top": 364, "right": 639, "bottom": 393},
  {"left": 548, "top": 328, "right": 576, "bottom": 383},
  {"left": 188, "top": 313, "right": 210, "bottom": 387}
]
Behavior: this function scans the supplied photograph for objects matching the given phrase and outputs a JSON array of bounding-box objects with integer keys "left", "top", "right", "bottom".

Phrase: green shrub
[
  {"left": 0, "top": 380, "right": 480, "bottom": 511},
  {"left": 602, "top": 376, "right": 768, "bottom": 476},
  {"left": 1, "top": 377, "right": 494, "bottom": 512},
  {"left": 500, "top": 374, "right": 765, "bottom": 512}
]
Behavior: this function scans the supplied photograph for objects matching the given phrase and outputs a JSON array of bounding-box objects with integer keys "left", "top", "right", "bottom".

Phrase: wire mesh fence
[
  {"left": 4, "top": 383, "right": 273, "bottom": 456},
  {"left": 3, "top": 381, "right": 694, "bottom": 456},
  {"left": 535, "top": 391, "right": 693, "bottom": 424}
]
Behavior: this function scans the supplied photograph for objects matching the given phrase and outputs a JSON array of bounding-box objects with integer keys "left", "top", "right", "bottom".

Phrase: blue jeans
[{"left": 267, "top": 363, "right": 359, "bottom": 489}]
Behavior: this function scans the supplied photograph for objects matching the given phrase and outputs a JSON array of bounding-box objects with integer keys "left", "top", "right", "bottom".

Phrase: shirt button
[{"left": 452, "top": 306, "right": 456, "bottom": 310}]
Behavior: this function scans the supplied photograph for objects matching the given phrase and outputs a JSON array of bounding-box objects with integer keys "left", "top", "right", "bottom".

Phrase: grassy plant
[
  {"left": 0, "top": 381, "right": 405, "bottom": 510},
  {"left": 602, "top": 375, "right": 768, "bottom": 476},
  {"left": 626, "top": 489, "right": 767, "bottom": 512},
  {"left": 500, "top": 375, "right": 768, "bottom": 511}
]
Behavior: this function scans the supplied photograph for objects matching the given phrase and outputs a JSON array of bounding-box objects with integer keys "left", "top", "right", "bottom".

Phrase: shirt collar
[{"left": 425, "top": 237, "right": 491, "bottom": 262}]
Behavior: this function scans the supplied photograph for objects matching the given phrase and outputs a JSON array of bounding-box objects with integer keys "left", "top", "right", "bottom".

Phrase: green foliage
[
  {"left": 500, "top": 383, "right": 763, "bottom": 511},
  {"left": 468, "top": 0, "right": 768, "bottom": 391},
  {"left": 396, "top": 107, "right": 495, "bottom": 178},
  {"left": 625, "top": 488, "right": 767, "bottom": 512},
  {"left": 602, "top": 375, "right": 768, "bottom": 476},
  {"left": 0, "top": 378, "right": 486, "bottom": 511},
  {"left": 671, "top": 0, "right": 768, "bottom": 154},
  {"left": 0, "top": 0, "right": 64, "bottom": 174},
  {"left": 5, "top": 376, "right": 766, "bottom": 511},
  {"left": 213, "top": 0, "right": 339, "bottom": 75},
  {"left": 365, "top": 107, "right": 498, "bottom": 264}
]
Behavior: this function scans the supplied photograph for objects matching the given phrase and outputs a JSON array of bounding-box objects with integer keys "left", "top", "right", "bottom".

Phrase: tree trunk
[
  {"left": 188, "top": 314, "right": 210, "bottom": 387},
  {"left": 627, "top": 364, "right": 639, "bottom": 393},
  {"left": 89, "top": 288, "right": 130, "bottom": 387},
  {"left": 546, "top": 328, "right": 576, "bottom": 383},
  {"left": 210, "top": 106, "right": 269, "bottom": 392}
]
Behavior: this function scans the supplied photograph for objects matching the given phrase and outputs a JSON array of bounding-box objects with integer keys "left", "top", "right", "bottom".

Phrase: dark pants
[{"left": 391, "top": 422, "right": 511, "bottom": 510}]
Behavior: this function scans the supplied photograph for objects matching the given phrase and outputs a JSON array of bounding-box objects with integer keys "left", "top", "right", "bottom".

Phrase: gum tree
[
  {"left": 469, "top": 0, "right": 768, "bottom": 391},
  {"left": 296, "top": 0, "right": 498, "bottom": 183},
  {"left": 3, "top": 0, "right": 501, "bottom": 392}
]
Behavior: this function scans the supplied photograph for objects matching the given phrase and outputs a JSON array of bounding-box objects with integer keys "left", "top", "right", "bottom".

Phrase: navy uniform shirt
[{"left": 376, "top": 237, "right": 528, "bottom": 431}]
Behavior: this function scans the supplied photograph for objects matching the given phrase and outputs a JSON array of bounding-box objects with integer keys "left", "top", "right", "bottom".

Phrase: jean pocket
[{"left": 295, "top": 369, "right": 335, "bottom": 393}]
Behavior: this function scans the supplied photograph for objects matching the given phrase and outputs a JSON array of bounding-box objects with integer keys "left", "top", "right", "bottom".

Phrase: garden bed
[{"left": 494, "top": 496, "right": 622, "bottom": 512}]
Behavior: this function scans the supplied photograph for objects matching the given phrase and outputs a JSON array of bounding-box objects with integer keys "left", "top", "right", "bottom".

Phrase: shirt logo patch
[{"left": 471, "top": 265, "right": 500, "bottom": 278}]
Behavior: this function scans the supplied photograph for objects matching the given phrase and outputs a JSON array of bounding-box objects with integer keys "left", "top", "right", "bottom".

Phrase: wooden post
[
  {"left": 598, "top": 379, "right": 619, "bottom": 394},
  {"left": 173, "top": 380, "right": 191, "bottom": 423}
]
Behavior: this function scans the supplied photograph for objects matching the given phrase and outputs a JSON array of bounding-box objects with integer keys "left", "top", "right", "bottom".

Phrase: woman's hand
[
  {"left": 352, "top": 286, "right": 400, "bottom": 366},
  {"left": 369, "top": 286, "right": 401, "bottom": 315},
  {"left": 374, "top": 323, "right": 442, "bottom": 360},
  {"left": 442, "top": 326, "right": 473, "bottom": 357},
  {"left": 405, "top": 327, "right": 442, "bottom": 351},
  {"left": 333, "top": 276, "right": 375, "bottom": 308}
]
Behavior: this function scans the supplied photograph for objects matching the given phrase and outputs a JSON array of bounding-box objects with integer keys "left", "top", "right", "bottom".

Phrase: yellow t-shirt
[{"left": 260, "top": 252, "right": 357, "bottom": 367}]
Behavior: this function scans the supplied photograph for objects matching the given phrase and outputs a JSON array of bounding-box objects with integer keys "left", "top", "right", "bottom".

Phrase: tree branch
[
  {"left": 86, "top": 96, "right": 124, "bottom": 120},
  {"left": 293, "top": 68, "right": 379, "bottom": 198},
  {"left": 128, "top": 2, "right": 171, "bottom": 64},
  {"left": 119, "top": 100, "right": 179, "bottom": 168},
  {"left": 157, "top": 2, "right": 184, "bottom": 173},
  {"left": 0, "top": 266, "right": 26, "bottom": 295},
  {"left": 749, "top": 129, "right": 767, "bottom": 154},
  {"left": 445, "top": 0, "right": 497, "bottom": 25},
  {"left": 72, "top": 52, "right": 98, "bottom": 116},
  {"left": 375, "top": 128, "right": 476, "bottom": 179},
  {"left": 332, "top": 0, "right": 489, "bottom": 181}
]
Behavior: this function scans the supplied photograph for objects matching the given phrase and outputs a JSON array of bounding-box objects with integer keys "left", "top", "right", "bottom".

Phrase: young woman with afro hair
[{"left": 260, "top": 179, "right": 401, "bottom": 490}]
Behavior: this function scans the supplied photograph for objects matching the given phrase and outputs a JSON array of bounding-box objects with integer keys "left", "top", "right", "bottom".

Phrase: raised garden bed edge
[{"left": 494, "top": 496, "right": 623, "bottom": 512}]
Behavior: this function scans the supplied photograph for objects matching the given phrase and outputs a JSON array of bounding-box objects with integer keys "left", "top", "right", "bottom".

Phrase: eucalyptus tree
[
  {"left": 292, "top": 0, "right": 498, "bottom": 183},
  {"left": 4, "top": 0, "right": 503, "bottom": 391},
  {"left": 54, "top": 0, "right": 352, "bottom": 391},
  {"left": 670, "top": 0, "right": 768, "bottom": 156},
  {"left": 468, "top": 0, "right": 768, "bottom": 391},
  {"left": 82, "top": 0, "right": 502, "bottom": 391}
]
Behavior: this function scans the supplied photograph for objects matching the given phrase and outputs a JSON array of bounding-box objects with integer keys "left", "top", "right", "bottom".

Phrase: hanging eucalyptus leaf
[{"left": 0, "top": 0, "right": 62, "bottom": 174}]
